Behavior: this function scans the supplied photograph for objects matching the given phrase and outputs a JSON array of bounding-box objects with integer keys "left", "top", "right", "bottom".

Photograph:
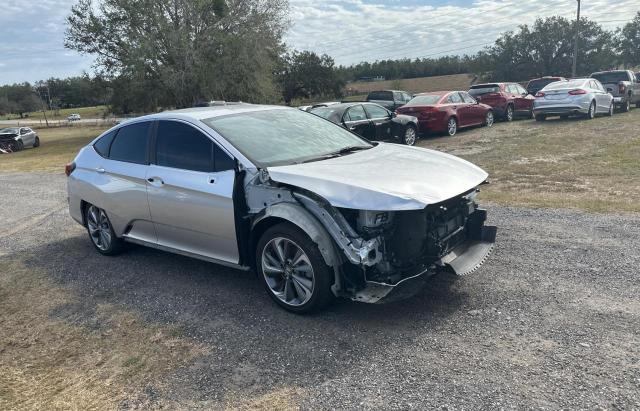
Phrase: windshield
[
  {"left": 543, "top": 80, "right": 586, "bottom": 90},
  {"left": 203, "top": 109, "right": 372, "bottom": 167},
  {"left": 405, "top": 95, "right": 442, "bottom": 106},
  {"left": 469, "top": 85, "right": 500, "bottom": 96},
  {"left": 527, "top": 79, "right": 559, "bottom": 92},
  {"left": 0, "top": 128, "right": 19, "bottom": 134},
  {"left": 591, "top": 72, "right": 629, "bottom": 84}
]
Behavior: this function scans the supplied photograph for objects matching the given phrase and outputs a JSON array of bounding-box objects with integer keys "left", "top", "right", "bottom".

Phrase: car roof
[
  {"left": 126, "top": 104, "right": 290, "bottom": 123},
  {"left": 415, "top": 91, "right": 454, "bottom": 95}
]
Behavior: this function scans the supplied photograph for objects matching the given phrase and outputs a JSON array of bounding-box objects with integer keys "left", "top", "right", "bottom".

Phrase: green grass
[
  {"left": 2, "top": 105, "right": 109, "bottom": 121},
  {"left": 417, "top": 109, "right": 640, "bottom": 213},
  {"left": 0, "top": 125, "right": 109, "bottom": 173}
]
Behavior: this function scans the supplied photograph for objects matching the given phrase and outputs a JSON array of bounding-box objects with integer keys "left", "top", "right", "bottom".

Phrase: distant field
[
  {"left": 1, "top": 105, "right": 109, "bottom": 121},
  {"left": 418, "top": 109, "right": 640, "bottom": 213},
  {"left": 345, "top": 73, "right": 476, "bottom": 95}
]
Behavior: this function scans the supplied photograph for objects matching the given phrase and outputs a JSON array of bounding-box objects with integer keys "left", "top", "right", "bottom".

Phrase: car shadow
[{"left": 20, "top": 232, "right": 470, "bottom": 403}]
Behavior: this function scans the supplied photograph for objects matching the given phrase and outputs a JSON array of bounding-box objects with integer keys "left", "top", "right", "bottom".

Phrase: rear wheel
[
  {"left": 402, "top": 125, "right": 417, "bottom": 146},
  {"left": 535, "top": 114, "right": 546, "bottom": 122},
  {"left": 446, "top": 117, "right": 458, "bottom": 136},
  {"left": 85, "top": 204, "right": 125, "bottom": 256},
  {"left": 586, "top": 101, "right": 596, "bottom": 119},
  {"left": 504, "top": 104, "right": 514, "bottom": 122},
  {"left": 484, "top": 111, "right": 494, "bottom": 127},
  {"left": 256, "top": 223, "right": 334, "bottom": 313},
  {"left": 621, "top": 99, "right": 630, "bottom": 113}
]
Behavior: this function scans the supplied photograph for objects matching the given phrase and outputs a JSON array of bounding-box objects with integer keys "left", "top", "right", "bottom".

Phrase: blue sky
[{"left": 0, "top": 0, "right": 638, "bottom": 85}]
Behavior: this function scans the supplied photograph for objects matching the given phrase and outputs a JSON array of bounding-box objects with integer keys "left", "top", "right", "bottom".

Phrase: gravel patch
[{"left": 1, "top": 173, "right": 639, "bottom": 409}]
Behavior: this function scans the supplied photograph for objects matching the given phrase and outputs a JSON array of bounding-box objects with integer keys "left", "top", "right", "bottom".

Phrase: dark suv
[
  {"left": 526, "top": 76, "right": 567, "bottom": 96},
  {"left": 468, "top": 83, "right": 534, "bottom": 121},
  {"left": 366, "top": 90, "right": 413, "bottom": 111}
]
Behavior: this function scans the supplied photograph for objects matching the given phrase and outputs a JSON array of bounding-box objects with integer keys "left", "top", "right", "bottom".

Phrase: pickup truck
[
  {"left": 366, "top": 90, "right": 413, "bottom": 111},
  {"left": 590, "top": 70, "right": 640, "bottom": 111}
]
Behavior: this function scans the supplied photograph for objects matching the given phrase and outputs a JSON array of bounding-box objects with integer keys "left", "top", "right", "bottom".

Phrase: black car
[{"left": 310, "top": 102, "right": 419, "bottom": 146}]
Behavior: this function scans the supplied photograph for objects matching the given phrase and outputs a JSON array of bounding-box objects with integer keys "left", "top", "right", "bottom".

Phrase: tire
[
  {"left": 14, "top": 140, "right": 24, "bottom": 151},
  {"left": 504, "top": 104, "right": 514, "bottom": 122},
  {"left": 560, "top": 114, "right": 569, "bottom": 120},
  {"left": 484, "top": 111, "right": 494, "bottom": 127},
  {"left": 586, "top": 101, "right": 596, "bottom": 119},
  {"left": 84, "top": 204, "right": 125, "bottom": 256},
  {"left": 607, "top": 102, "right": 614, "bottom": 117},
  {"left": 402, "top": 125, "right": 417, "bottom": 146},
  {"left": 33, "top": 136, "right": 40, "bottom": 148},
  {"left": 256, "top": 223, "right": 334, "bottom": 313},
  {"left": 446, "top": 117, "right": 458, "bottom": 136},
  {"left": 620, "top": 99, "right": 630, "bottom": 113},
  {"left": 535, "top": 114, "right": 546, "bottom": 122},
  {"left": 636, "top": 101, "right": 640, "bottom": 109}
]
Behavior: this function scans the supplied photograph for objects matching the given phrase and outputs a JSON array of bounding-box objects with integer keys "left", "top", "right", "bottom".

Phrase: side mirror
[{"left": 391, "top": 111, "right": 397, "bottom": 118}]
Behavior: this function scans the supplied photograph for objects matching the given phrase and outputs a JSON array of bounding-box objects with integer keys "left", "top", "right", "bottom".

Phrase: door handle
[
  {"left": 208, "top": 177, "right": 216, "bottom": 184},
  {"left": 147, "top": 177, "right": 164, "bottom": 186},
  {"left": 96, "top": 167, "right": 105, "bottom": 173}
]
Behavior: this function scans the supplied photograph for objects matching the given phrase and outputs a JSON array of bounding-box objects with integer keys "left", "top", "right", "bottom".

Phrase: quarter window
[
  {"left": 364, "top": 104, "right": 390, "bottom": 119},
  {"left": 93, "top": 129, "right": 118, "bottom": 158},
  {"left": 109, "top": 121, "right": 151, "bottom": 164}
]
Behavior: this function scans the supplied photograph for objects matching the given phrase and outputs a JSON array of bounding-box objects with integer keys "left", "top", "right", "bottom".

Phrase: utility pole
[{"left": 572, "top": 0, "right": 581, "bottom": 77}]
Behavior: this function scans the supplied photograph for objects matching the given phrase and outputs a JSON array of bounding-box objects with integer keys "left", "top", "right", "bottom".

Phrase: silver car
[
  {"left": 533, "top": 78, "right": 614, "bottom": 121},
  {"left": 66, "top": 105, "right": 496, "bottom": 312},
  {"left": 0, "top": 127, "right": 40, "bottom": 152}
]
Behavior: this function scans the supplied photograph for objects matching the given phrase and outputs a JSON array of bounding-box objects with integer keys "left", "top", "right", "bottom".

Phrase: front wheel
[
  {"left": 402, "top": 125, "right": 417, "bottom": 146},
  {"left": 446, "top": 117, "right": 458, "bottom": 136},
  {"left": 85, "top": 204, "right": 125, "bottom": 255},
  {"left": 535, "top": 114, "right": 546, "bottom": 122},
  {"left": 484, "top": 111, "right": 494, "bottom": 127},
  {"left": 33, "top": 136, "right": 40, "bottom": 148},
  {"left": 607, "top": 102, "right": 614, "bottom": 117},
  {"left": 256, "top": 223, "right": 334, "bottom": 313}
]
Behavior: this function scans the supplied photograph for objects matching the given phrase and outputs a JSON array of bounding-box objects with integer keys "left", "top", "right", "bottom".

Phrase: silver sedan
[
  {"left": 533, "top": 78, "right": 614, "bottom": 121},
  {"left": 66, "top": 105, "right": 496, "bottom": 313}
]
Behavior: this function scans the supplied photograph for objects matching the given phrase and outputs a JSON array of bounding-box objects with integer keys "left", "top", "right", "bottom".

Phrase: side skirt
[{"left": 123, "top": 236, "right": 251, "bottom": 271}]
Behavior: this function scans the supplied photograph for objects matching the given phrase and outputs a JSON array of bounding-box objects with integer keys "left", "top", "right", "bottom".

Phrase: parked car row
[{"left": 299, "top": 70, "right": 638, "bottom": 143}]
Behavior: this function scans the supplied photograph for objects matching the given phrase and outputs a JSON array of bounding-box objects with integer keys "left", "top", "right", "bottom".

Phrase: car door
[
  {"left": 146, "top": 119, "right": 239, "bottom": 264},
  {"left": 446, "top": 92, "right": 469, "bottom": 126},
  {"left": 92, "top": 121, "right": 156, "bottom": 243},
  {"left": 460, "top": 92, "right": 483, "bottom": 124},
  {"left": 363, "top": 103, "right": 393, "bottom": 141},
  {"left": 515, "top": 84, "right": 534, "bottom": 112},
  {"left": 20, "top": 128, "right": 34, "bottom": 146},
  {"left": 342, "top": 105, "right": 374, "bottom": 140}
]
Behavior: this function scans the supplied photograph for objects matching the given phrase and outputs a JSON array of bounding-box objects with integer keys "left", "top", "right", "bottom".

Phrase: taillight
[
  {"left": 535, "top": 92, "right": 545, "bottom": 97},
  {"left": 619, "top": 83, "right": 626, "bottom": 93},
  {"left": 568, "top": 89, "right": 587, "bottom": 95},
  {"left": 65, "top": 162, "right": 76, "bottom": 177}
]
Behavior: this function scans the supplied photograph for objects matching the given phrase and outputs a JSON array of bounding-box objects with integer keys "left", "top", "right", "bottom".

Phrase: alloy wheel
[
  {"left": 485, "top": 111, "right": 494, "bottom": 127},
  {"left": 86, "top": 205, "right": 112, "bottom": 251},
  {"left": 608, "top": 103, "right": 614, "bottom": 117},
  {"left": 261, "top": 237, "right": 315, "bottom": 307},
  {"left": 506, "top": 105, "right": 514, "bottom": 122},
  {"left": 404, "top": 127, "right": 416, "bottom": 146},
  {"left": 588, "top": 101, "right": 595, "bottom": 119},
  {"left": 447, "top": 118, "right": 457, "bottom": 136}
]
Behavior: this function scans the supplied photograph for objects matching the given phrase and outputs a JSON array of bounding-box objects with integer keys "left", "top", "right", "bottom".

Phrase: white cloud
[{"left": 286, "top": 0, "right": 640, "bottom": 65}]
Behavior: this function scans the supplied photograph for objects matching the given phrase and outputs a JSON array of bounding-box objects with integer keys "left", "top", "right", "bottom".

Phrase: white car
[
  {"left": 66, "top": 105, "right": 496, "bottom": 312},
  {"left": 67, "top": 113, "right": 82, "bottom": 121},
  {"left": 0, "top": 127, "right": 40, "bottom": 152},
  {"left": 533, "top": 78, "right": 614, "bottom": 121}
]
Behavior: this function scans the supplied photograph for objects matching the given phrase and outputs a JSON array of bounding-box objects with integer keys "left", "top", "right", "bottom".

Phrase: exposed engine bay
[{"left": 246, "top": 170, "right": 497, "bottom": 304}]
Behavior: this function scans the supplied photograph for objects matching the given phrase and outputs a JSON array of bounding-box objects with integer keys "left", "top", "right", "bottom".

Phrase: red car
[
  {"left": 396, "top": 91, "right": 494, "bottom": 136},
  {"left": 468, "top": 83, "right": 535, "bottom": 121}
]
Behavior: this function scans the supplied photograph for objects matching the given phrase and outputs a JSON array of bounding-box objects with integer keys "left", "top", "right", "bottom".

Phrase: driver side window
[
  {"left": 344, "top": 105, "right": 367, "bottom": 122},
  {"left": 363, "top": 104, "right": 390, "bottom": 119}
]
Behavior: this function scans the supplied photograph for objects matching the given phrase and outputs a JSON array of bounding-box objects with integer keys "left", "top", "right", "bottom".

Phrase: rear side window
[
  {"left": 461, "top": 92, "right": 477, "bottom": 104},
  {"left": 345, "top": 105, "right": 367, "bottom": 121},
  {"left": 446, "top": 93, "right": 463, "bottom": 104},
  {"left": 469, "top": 85, "right": 501, "bottom": 96},
  {"left": 109, "top": 122, "right": 151, "bottom": 164},
  {"left": 94, "top": 129, "right": 118, "bottom": 158},
  {"left": 156, "top": 121, "right": 213, "bottom": 172}
]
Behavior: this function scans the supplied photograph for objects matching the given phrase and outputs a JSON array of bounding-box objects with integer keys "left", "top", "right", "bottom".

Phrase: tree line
[{"left": 1, "top": 2, "right": 639, "bottom": 117}]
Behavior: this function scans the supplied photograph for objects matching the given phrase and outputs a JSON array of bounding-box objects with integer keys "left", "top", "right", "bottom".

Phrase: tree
[
  {"left": 277, "top": 51, "right": 344, "bottom": 105},
  {"left": 0, "top": 83, "right": 41, "bottom": 118},
  {"left": 65, "top": 0, "right": 288, "bottom": 111},
  {"left": 472, "top": 17, "right": 617, "bottom": 81},
  {"left": 618, "top": 12, "right": 640, "bottom": 68}
]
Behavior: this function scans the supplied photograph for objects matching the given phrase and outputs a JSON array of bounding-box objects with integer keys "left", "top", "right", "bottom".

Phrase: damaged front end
[{"left": 248, "top": 170, "right": 496, "bottom": 304}]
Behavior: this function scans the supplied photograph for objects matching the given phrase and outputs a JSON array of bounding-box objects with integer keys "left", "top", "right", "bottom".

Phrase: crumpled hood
[{"left": 267, "top": 143, "right": 488, "bottom": 211}]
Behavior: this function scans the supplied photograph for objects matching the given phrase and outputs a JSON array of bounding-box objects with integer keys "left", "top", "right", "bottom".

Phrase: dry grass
[
  {"left": 418, "top": 109, "right": 640, "bottom": 213},
  {"left": 0, "top": 126, "right": 108, "bottom": 173},
  {"left": 2, "top": 106, "right": 109, "bottom": 121},
  {"left": 0, "top": 257, "right": 207, "bottom": 410},
  {"left": 345, "top": 73, "right": 475, "bottom": 95}
]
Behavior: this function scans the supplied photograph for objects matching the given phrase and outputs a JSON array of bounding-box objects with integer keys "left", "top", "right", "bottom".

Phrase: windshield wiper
[{"left": 297, "top": 145, "right": 372, "bottom": 164}]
